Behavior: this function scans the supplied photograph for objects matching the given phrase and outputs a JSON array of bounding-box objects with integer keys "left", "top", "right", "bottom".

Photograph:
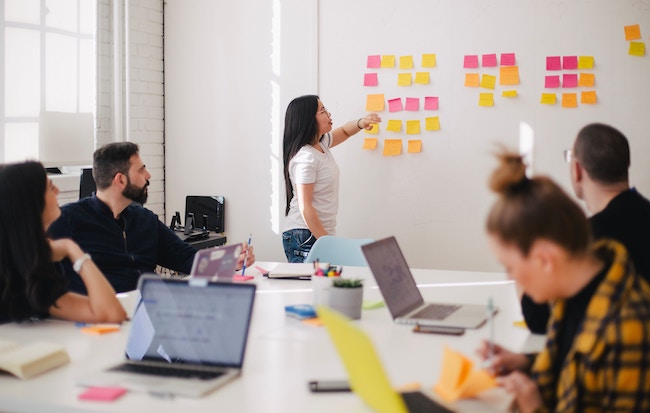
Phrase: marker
[{"left": 241, "top": 234, "right": 252, "bottom": 276}]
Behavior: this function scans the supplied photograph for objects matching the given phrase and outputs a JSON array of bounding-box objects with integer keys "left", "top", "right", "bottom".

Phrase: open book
[{"left": 0, "top": 340, "right": 70, "bottom": 379}]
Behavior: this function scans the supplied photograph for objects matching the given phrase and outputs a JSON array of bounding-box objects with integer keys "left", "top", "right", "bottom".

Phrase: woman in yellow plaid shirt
[{"left": 478, "top": 149, "right": 650, "bottom": 413}]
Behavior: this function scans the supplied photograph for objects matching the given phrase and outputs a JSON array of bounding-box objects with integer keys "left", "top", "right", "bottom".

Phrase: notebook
[
  {"left": 266, "top": 263, "right": 314, "bottom": 280},
  {"left": 189, "top": 243, "right": 242, "bottom": 281},
  {"left": 76, "top": 275, "right": 256, "bottom": 398},
  {"left": 361, "top": 236, "right": 495, "bottom": 329},
  {"left": 318, "top": 306, "right": 455, "bottom": 413}
]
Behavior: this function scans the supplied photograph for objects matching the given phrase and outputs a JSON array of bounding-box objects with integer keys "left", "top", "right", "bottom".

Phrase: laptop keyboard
[
  {"left": 411, "top": 304, "right": 461, "bottom": 320},
  {"left": 401, "top": 391, "right": 456, "bottom": 413},
  {"left": 110, "top": 363, "right": 225, "bottom": 380}
]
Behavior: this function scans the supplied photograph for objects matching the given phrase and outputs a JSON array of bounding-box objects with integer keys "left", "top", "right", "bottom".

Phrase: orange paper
[
  {"left": 81, "top": 325, "right": 121, "bottom": 335},
  {"left": 464, "top": 73, "right": 480, "bottom": 87},
  {"left": 434, "top": 346, "right": 497, "bottom": 403},
  {"left": 362, "top": 138, "right": 378, "bottom": 150}
]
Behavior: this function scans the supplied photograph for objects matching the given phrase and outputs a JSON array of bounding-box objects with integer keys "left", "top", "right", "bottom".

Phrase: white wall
[{"left": 164, "top": 0, "right": 650, "bottom": 271}]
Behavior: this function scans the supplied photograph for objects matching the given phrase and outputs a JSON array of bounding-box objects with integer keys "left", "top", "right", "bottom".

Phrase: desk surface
[{"left": 0, "top": 263, "right": 544, "bottom": 413}]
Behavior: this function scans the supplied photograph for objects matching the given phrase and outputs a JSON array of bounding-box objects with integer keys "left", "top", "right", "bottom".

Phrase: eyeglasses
[
  {"left": 316, "top": 107, "right": 330, "bottom": 116},
  {"left": 563, "top": 148, "right": 573, "bottom": 163}
]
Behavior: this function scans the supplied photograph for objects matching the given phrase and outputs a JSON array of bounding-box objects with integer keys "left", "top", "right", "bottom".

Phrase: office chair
[
  {"left": 305, "top": 236, "right": 374, "bottom": 266},
  {"left": 79, "top": 168, "right": 96, "bottom": 199}
]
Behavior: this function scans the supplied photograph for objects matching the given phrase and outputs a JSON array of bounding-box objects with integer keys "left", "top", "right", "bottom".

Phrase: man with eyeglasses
[{"left": 521, "top": 123, "right": 650, "bottom": 334}]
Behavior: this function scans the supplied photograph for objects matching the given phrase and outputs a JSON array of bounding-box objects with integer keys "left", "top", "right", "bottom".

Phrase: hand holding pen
[{"left": 241, "top": 234, "right": 252, "bottom": 276}]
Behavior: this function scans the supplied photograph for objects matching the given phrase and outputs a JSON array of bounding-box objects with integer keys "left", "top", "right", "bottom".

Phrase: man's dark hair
[
  {"left": 92, "top": 142, "right": 140, "bottom": 190},
  {"left": 574, "top": 123, "right": 630, "bottom": 184}
]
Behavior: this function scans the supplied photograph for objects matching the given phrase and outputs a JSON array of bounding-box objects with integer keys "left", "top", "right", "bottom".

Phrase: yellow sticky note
[
  {"left": 499, "top": 66, "right": 520, "bottom": 85},
  {"left": 362, "top": 138, "right": 378, "bottom": 150},
  {"left": 386, "top": 119, "right": 402, "bottom": 132},
  {"left": 625, "top": 24, "right": 642, "bottom": 41},
  {"left": 579, "top": 73, "right": 595, "bottom": 87},
  {"left": 365, "top": 123, "right": 379, "bottom": 134},
  {"left": 502, "top": 90, "right": 517, "bottom": 97},
  {"left": 434, "top": 346, "right": 497, "bottom": 403},
  {"left": 513, "top": 320, "right": 528, "bottom": 329},
  {"left": 629, "top": 41, "right": 645, "bottom": 56},
  {"left": 406, "top": 120, "right": 421, "bottom": 135},
  {"left": 480, "top": 74, "right": 496, "bottom": 90},
  {"left": 478, "top": 93, "right": 494, "bottom": 107},
  {"left": 397, "top": 73, "right": 412, "bottom": 86},
  {"left": 366, "top": 94, "right": 385, "bottom": 112},
  {"left": 421, "top": 53, "right": 437, "bottom": 68},
  {"left": 464, "top": 73, "right": 480, "bottom": 87},
  {"left": 399, "top": 55, "right": 414, "bottom": 70},
  {"left": 581, "top": 90, "right": 597, "bottom": 104},
  {"left": 425, "top": 116, "right": 440, "bottom": 131},
  {"left": 562, "top": 93, "right": 578, "bottom": 108},
  {"left": 578, "top": 56, "right": 594, "bottom": 69},
  {"left": 540, "top": 93, "right": 557, "bottom": 105},
  {"left": 407, "top": 140, "right": 422, "bottom": 153},
  {"left": 382, "top": 139, "right": 402, "bottom": 156},
  {"left": 381, "top": 55, "right": 395, "bottom": 68},
  {"left": 414, "top": 72, "right": 430, "bottom": 85}
]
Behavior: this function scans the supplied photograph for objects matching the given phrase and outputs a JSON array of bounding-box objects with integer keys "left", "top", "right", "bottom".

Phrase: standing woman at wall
[
  {"left": 0, "top": 161, "right": 126, "bottom": 323},
  {"left": 281, "top": 95, "right": 381, "bottom": 262}
]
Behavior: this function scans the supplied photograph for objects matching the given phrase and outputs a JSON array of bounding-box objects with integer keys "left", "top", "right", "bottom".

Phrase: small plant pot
[{"left": 328, "top": 285, "right": 363, "bottom": 320}]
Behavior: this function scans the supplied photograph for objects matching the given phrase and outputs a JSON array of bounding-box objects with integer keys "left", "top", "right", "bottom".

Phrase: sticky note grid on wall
[
  {"left": 462, "top": 52, "right": 520, "bottom": 107},
  {"left": 363, "top": 53, "right": 440, "bottom": 156}
]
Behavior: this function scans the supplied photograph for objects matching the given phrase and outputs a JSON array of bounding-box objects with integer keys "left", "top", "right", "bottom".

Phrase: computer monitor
[
  {"left": 79, "top": 168, "right": 96, "bottom": 199},
  {"left": 185, "top": 196, "right": 225, "bottom": 233}
]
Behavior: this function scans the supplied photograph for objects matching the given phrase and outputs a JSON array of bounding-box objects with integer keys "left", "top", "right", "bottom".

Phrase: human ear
[{"left": 529, "top": 239, "right": 559, "bottom": 275}]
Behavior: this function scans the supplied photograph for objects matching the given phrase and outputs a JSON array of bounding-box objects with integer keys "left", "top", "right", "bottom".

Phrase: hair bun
[{"left": 489, "top": 150, "right": 528, "bottom": 194}]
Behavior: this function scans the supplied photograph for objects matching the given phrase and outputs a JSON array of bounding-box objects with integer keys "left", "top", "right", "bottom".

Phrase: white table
[{"left": 0, "top": 263, "right": 544, "bottom": 413}]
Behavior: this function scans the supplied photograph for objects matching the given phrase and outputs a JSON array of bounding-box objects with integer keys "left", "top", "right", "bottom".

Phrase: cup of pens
[{"left": 311, "top": 262, "right": 341, "bottom": 307}]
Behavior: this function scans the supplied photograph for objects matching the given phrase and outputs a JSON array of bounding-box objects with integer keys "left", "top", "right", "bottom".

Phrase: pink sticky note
[
  {"left": 546, "top": 56, "right": 561, "bottom": 70},
  {"left": 405, "top": 97, "right": 419, "bottom": 111},
  {"left": 562, "top": 56, "right": 578, "bottom": 70},
  {"left": 463, "top": 55, "right": 479, "bottom": 68},
  {"left": 500, "top": 53, "right": 516, "bottom": 66},
  {"left": 482, "top": 54, "right": 498, "bottom": 67},
  {"left": 388, "top": 98, "right": 403, "bottom": 112},
  {"left": 545, "top": 75, "right": 561, "bottom": 88},
  {"left": 424, "top": 96, "right": 439, "bottom": 110},
  {"left": 364, "top": 73, "right": 378, "bottom": 86},
  {"left": 562, "top": 73, "right": 578, "bottom": 88},
  {"left": 367, "top": 55, "right": 381, "bottom": 68},
  {"left": 79, "top": 387, "right": 127, "bottom": 402}
]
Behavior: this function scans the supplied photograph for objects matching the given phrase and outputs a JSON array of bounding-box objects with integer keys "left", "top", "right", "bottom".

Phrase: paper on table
[{"left": 433, "top": 346, "right": 497, "bottom": 403}]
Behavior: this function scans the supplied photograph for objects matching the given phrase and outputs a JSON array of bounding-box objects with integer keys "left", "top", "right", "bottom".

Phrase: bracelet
[
  {"left": 73, "top": 253, "right": 92, "bottom": 273},
  {"left": 357, "top": 118, "right": 363, "bottom": 129}
]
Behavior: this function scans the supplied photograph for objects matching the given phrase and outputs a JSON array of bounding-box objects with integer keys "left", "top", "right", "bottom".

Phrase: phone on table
[
  {"left": 308, "top": 380, "right": 351, "bottom": 392},
  {"left": 413, "top": 324, "right": 465, "bottom": 335}
]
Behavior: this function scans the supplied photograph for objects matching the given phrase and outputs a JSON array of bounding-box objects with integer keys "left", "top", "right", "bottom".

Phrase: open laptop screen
[
  {"left": 361, "top": 236, "right": 425, "bottom": 317},
  {"left": 126, "top": 276, "right": 256, "bottom": 368}
]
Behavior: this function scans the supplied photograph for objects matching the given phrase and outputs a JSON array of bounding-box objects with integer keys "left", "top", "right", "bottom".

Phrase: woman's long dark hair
[
  {"left": 0, "top": 161, "right": 66, "bottom": 321},
  {"left": 283, "top": 95, "right": 320, "bottom": 216}
]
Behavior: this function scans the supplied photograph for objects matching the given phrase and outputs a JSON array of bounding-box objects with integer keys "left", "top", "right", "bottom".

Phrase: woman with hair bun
[
  {"left": 476, "top": 149, "right": 650, "bottom": 413},
  {"left": 0, "top": 161, "right": 126, "bottom": 324}
]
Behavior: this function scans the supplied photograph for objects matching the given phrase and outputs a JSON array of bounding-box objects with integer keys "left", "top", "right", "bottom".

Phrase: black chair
[{"left": 79, "top": 168, "right": 96, "bottom": 199}]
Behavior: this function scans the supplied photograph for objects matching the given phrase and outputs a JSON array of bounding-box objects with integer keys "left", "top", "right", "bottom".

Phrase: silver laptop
[
  {"left": 189, "top": 243, "right": 242, "bottom": 281},
  {"left": 361, "top": 236, "right": 495, "bottom": 329},
  {"left": 77, "top": 275, "right": 256, "bottom": 398}
]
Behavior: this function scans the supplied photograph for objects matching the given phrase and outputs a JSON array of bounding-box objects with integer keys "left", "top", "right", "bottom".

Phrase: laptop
[
  {"left": 361, "top": 236, "right": 495, "bottom": 329},
  {"left": 189, "top": 243, "right": 242, "bottom": 281},
  {"left": 77, "top": 275, "right": 256, "bottom": 398},
  {"left": 318, "top": 306, "right": 455, "bottom": 413}
]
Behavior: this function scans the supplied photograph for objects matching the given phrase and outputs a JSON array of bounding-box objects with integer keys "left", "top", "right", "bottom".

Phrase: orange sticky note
[
  {"left": 499, "top": 66, "right": 520, "bottom": 85},
  {"left": 581, "top": 91, "right": 597, "bottom": 104},
  {"left": 383, "top": 139, "right": 402, "bottom": 156},
  {"left": 478, "top": 93, "right": 494, "bottom": 107},
  {"left": 578, "top": 73, "right": 595, "bottom": 87},
  {"left": 464, "top": 73, "right": 480, "bottom": 87},
  {"left": 407, "top": 140, "right": 422, "bottom": 153},
  {"left": 434, "top": 346, "right": 497, "bottom": 403},
  {"left": 540, "top": 93, "right": 557, "bottom": 105},
  {"left": 624, "top": 24, "right": 642, "bottom": 41},
  {"left": 363, "top": 138, "right": 378, "bottom": 150},
  {"left": 425, "top": 116, "right": 440, "bottom": 131},
  {"left": 81, "top": 325, "right": 121, "bottom": 335},
  {"left": 366, "top": 94, "right": 385, "bottom": 112},
  {"left": 562, "top": 93, "right": 578, "bottom": 108},
  {"left": 302, "top": 317, "right": 323, "bottom": 327}
]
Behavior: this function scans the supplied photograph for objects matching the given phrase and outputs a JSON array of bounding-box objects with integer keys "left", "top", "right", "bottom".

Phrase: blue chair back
[{"left": 305, "top": 236, "right": 374, "bottom": 266}]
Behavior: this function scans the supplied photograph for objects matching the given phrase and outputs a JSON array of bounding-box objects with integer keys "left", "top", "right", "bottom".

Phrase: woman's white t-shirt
[{"left": 282, "top": 132, "right": 339, "bottom": 235}]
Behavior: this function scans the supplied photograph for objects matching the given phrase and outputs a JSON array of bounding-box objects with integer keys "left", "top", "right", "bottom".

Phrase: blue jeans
[{"left": 282, "top": 229, "right": 316, "bottom": 263}]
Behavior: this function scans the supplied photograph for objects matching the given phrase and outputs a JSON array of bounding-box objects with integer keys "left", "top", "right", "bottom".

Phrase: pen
[
  {"left": 241, "top": 234, "right": 252, "bottom": 276},
  {"left": 487, "top": 296, "right": 495, "bottom": 367}
]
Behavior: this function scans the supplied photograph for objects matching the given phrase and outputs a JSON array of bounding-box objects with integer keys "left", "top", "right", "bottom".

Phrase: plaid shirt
[{"left": 530, "top": 240, "right": 650, "bottom": 413}]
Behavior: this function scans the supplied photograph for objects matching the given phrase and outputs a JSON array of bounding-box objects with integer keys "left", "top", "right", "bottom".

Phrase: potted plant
[{"left": 328, "top": 278, "right": 364, "bottom": 320}]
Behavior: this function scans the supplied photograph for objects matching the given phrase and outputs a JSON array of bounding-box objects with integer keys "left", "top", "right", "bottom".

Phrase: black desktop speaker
[{"left": 185, "top": 196, "right": 225, "bottom": 233}]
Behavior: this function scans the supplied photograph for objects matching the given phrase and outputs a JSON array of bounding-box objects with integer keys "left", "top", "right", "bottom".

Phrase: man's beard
[{"left": 122, "top": 179, "right": 149, "bottom": 204}]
